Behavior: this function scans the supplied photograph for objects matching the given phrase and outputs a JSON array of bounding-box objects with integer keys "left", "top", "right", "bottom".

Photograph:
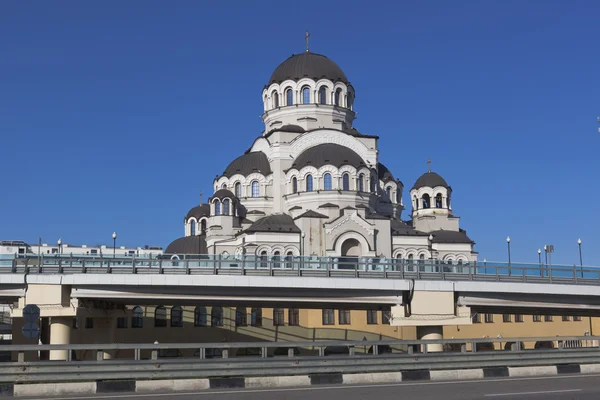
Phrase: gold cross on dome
[
  {"left": 199, "top": 191, "right": 203, "bottom": 204},
  {"left": 305, "top": 30, "right": 310, "bottom": 52},
  {"left": 427, "top": 158, "right": 432, "bottom": 172}
]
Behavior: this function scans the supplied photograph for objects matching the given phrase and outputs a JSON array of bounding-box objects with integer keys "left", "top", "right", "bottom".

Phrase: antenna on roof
[
  {"left": 427, "top": 158, "right": 432, "bottom": 173},
  {"left": 305, "top": 30, "right": 310, "bottom": 52}
]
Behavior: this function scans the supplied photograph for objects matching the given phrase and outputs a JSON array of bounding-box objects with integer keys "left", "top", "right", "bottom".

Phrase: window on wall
[
  {"left": 235, "top": 182, "right": 241, "bottom": 198},
  {"left": 323, "top": 173, "right": 332, "bottom": 190},
  {"left": 386, "top": 187, "right": 391, "bottom": 201},
  {"left": 155, "top": 306, "right": 167, "bottom": 327},
  {"left": 413, "top": 196, "right": 419, "bottom": 210},
  {"left": 574, "top": 316, "right": 582, "bottom": 321},
  {"left": 195, "top": 306, "right": 207, "bottom": 327},
  {"left": 342, "top": 173, "right": 350, "bottom": 191},
  {"left": 306, "top": 175, "right": 313, "bottom": 192},
  {"left": 382, "top": 310, "right": 391, "bottom": 324},
  {"left": 260, "top": 250, "right": 268, "bottom": 268},
  {"left": 533, "top": 315, "right": 542, "bottom": 322},
  {"left": 251, "top": 181, "right": 259, "bottom": 197},
  {"left": 322, "top": 309, "right": 334, "bottom": 325},
  {"left": 367, "top": 310, "right": 378, "bottom": 324},
  {"left": 473, "top": 314, "right": 481, "bottom": 323},
  {"left": 515, "top": 314, "right": 524, "bottom": 322},
  {"left": 562, "top": 316, "right": 570, "bottom": 322},
  {"left": 485, "top": 314, "right": 493, "bottom": 323},
  {"left": 370, "top": 176, "right": 376, "bottom": 193},
  {"left": 292, "top": 177, "right": 298, "bottom": 193},
  {"left": 251, "top": 308, "right": 262, "bottom": 327},
  {"left": 117, "top": 317, "right": 127, "bottom": 329},
  {"left": 201, "top": 219, "right": 206, "bottom": 234},
  {"left": 503, "top": 314, "right": 512, "bottom": 323},
  {"left": 85, "top": 317, "right": 94, "bottom": 329},
  {"left": 171, "top": 306, "right": 183, "bottom": 328},
  {"left": 286, "top": 89, "right": 293, "bottom": 106},
  {"left": 302, "top": 86, "right": 310, "bottom": 104},
  {"left": 435, "top": 193, "right": 443, "bottom": 208},
  {"left": 339, "top": 309, "right": 351, "bottom": 325},
  {"left": 273, "top": 308, "right": 284, "bottom": 326},
  {"left": 334, "top": 88, "right": 341, "bottom": 106},
  {"left": 211, "top": 306, "right": 223, "bottom": 326},
  {"left": 272, "top": 91, "right": 279, "bottom": 108},
  {"left": 289, "top": 308, "right": 300, "bottom": 326},
  {"left": 222, "top": 199, "right": 230, "bottom": 216},
  {"left": 273, "top": 251, "right": 281, "bottom": 268},
  {"left": 285, "top": 251, "right": 293, "bottom": 268},
  {"left": 545, "top": 315, "right": 553, "bottom": 322},
  {"left": 215, "top": 201, "right": 221, "bottom": 216},
  {"left": 358, "top": 174, "right": 364, "bottom": 192},
  {"left": 422, "top": 194, "right": 431, "bottom": 209},
  {"left": 318, "top": 86, "right": 326, "bottom": 104},
  {"left": 190, "top": 220, "right": 196, "bottom": 236},
  {"left": 132, "top": 306, "right": 143, "bottom": 328},
  {"left": 347, "top": 92, "right": 354, "bottom": 108},
  {"left": 236, "top": 307, "right": 247, "bottom": 326}
]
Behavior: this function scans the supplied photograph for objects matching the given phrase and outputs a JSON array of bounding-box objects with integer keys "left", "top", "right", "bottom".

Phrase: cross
[
  {"left": 427, "top": 158, "right": 432, "bottom": 172},
  {"left": 199, "top": 191, "right": 203, "bottom": 204},
  {"left": 305, "top": 30, "right": 310, "bottom": 52}
]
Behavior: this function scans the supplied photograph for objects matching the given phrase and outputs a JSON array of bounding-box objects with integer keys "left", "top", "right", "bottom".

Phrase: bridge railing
[{"left": 1, "top": 254, "right": 599, "bottom": 285}]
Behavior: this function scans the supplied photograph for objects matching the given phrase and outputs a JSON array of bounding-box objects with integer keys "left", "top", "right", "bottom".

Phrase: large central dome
[{"left": 268, "top": 51, "right": 348, "bottom": 85}]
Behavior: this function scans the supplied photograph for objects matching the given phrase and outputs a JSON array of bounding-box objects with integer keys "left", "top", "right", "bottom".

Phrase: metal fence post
[
  {"left": 222, "top": 349, "right": 228, "bottom": 359},
  {"left": 134, "top": 348, "right": 141, "bottom": 361},
  {"left": 349, "top": 345, "right": 355, "bottom": 356},
  {"left": 198, "top": 348, "right": 205, "bottom": 359},
  {"left": 186, "top": 259, "right": 190, "bottom": 275},
  {"left": 151, "top": 349, "right": 158, "bottom": 360},
  {"left": 288, "top": 348, "right": 295, "bottom": 358},
  {"left": 96, "top": 350, "right": 104, "bottom": 361},
  {"left": 261, "top": 347, "right": 268, "bottom": 358},
  {"left": 17, "top": 352, "right": 24, "bottom": 363},
  {"left": 318, "top": 346, "right": 324, "bottom": 357}
]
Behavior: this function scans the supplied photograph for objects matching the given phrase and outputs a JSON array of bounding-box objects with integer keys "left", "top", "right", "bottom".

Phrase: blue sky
[{"left": 1, "top": 1, "right": 598, "bottom": 265}]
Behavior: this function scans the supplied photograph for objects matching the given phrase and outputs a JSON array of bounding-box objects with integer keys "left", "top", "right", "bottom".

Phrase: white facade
[{"left": 0, "top": 240, "right": 163, "bottom": 258}]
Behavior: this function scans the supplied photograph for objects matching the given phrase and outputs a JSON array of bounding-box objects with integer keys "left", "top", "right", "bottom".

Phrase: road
[{"left": 23, "top": 374, "right": 600, "bottom": 400}]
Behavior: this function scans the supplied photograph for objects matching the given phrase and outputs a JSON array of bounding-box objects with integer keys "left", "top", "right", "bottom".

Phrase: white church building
[{"left": 165, "top": 46, "right": 477, "bottom": 265}]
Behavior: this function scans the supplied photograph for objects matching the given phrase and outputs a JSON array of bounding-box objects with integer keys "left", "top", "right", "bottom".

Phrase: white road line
[
  {"left": 485, "top": 389, "right": 582, "bottom": 397},
  {"left": 25, "top": 373, "right": 600, "bottom": 400}
]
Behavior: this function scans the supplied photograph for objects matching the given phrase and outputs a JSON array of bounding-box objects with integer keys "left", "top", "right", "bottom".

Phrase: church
[{"left": 165, "top": 43, "right": 477, "bottom": 265}]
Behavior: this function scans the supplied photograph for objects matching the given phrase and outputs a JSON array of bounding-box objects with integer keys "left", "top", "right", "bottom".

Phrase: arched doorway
[{"left": 340, "top": 238, "right": 361, "bottom": 270}]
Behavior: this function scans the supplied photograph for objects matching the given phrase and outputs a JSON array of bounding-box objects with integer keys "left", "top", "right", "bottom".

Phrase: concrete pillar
[
  {"left": 418, "top": 326, "right": 443, "bottom": 353},
  {"left": 49, "top": 317, "right": 71, "bottom": 360}
]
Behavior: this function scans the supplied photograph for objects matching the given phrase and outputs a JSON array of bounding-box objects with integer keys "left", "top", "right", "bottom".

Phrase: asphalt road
[{"left": 24, "top": 374, "right": 600, "bottom": 400}]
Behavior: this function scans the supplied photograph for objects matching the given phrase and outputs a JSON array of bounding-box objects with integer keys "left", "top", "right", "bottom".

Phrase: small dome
[
  {"left": 211, "top": 189, "right": 237, "bottom": 201},
  {"left": 222, "top": 151, "right": 272, "bottom": 178},
  {"left": 186, "top": 204, "right": 210, "bottom": 220},
  {"left": 268, "top": 52, "right": 348, "bottom": 85},
  {"left": 290, "top": 143, "right": 366, "bottom": 170},
  {"left": 165, "top": 235, "right": 207, "bottom": 255},
  {"left": 412, "top": 172, "right": 449, "bottom": 190},
  {"left": 378, "top": 163, "right": 395, "bottom": 183}
]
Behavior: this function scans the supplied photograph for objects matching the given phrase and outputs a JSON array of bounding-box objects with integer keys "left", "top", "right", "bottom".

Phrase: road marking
[
  {"left": 485, "top": 389, "right": 582, "bottom": 397},
  {"left": 25, "top": 373, "right": 600, "bottom": 400}
]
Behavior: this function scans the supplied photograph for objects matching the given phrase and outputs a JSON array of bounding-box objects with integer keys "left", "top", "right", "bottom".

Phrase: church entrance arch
[{"left": 339, "top": 238, "right": 362, "bottom": 270}]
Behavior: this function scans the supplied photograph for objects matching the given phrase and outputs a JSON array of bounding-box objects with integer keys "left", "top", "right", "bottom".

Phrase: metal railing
[
  {"left": 0, "top": 253, "right": 599, "bottom": 285},
  {"left": 0, "top": 336, "right": 599, "bottom": 383}
]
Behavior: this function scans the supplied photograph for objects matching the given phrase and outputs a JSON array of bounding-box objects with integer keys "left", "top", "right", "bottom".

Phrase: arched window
[
  {"left": 422, "top": 194, "right": 431, "bottom": 209},
  {"left": 319, "top": 86, "right": 327, "bottom": 104},
  {"left": 211, "top": 306, "right": 223, "bottom": 327},
  {"left": 386, "top": 187, "right": 391, "bottom": 201},
  {"left": 201, "top": 219, "right": 207, "bottom": 234},
  {"left": 306, "top": 174, "right": 313, "bottom": 192},
  {"left": 335, "top": 88, "right": 341, "bottom": 106},
  {"left": 215, "top": 200, "right": 221, "bottom": 216},
  {"left": 235, "top": 307, "right": 247, "bottom": 326},
  {"left": 132, "top": 306, "right": 143, "bottom": 328},
  {"left": 348, "top": 92, "right": 354, "bottom": 109},
  {"left": 190, "top": 220, "right": 196, "bottom": 236},
  {"left": 323, "top": 173, "right": 332, "bottom": 190},
  {"left": 342, "top": 173, "right": 350, "bottom": 191},
  {"left": 407, "top": 254, "right": 414, "bottom": 271},
  {"left": 302, "top": 86, "right": 310, "bottom": 104},
  {"left": 370, "top": 176, "right": 376, "bottom": 193},
  {"left": 286, "top": 88, "right": 293, "bottom": 106},
  {"left": 171, "top": 306, "right": 183, "bottom": 327},
  {"left": 223, "top": 199, "right": 230, "bottom": 215},
  {"left": 272, "top": 91, "right": 279, "bottom": 108},
  {"left": 418, "top": 254, "right": 425, "bottom": 268},
  {"left": 235, "top": 182, "right": 241, "bottom": 198},
  {"left": 435, "top": 193, "right": 443, "bottom": 208},
  {"left": 413, "top": 196, "right": 418, "bottom": 210},
  {"left": 251, "top": 181, "right": 259, "bottom": 197},
  {"left": 251, "top": 307, "right": 262, "bottom": 327},
  {"left": 260, "top": 250, "right": 268, "bottom": 268},
  {"left": 194, "top": 306, "right": 207, "bottom": 327},
  {"left": 221, "top": 183, "right": 227, "bottom": 189},
  {"left": 358, "top": 174, "right": 364, "bottom": 192},
  {"left": 292, "top": 177, "right": 298, "bottom": 193},
  {"left": 273, "top": 251, "right": 281, "bottom": 268},
  {"left": 155, "top": 306, "right": 166, "bottom": 328},
  {"left": 447, "top": 196, "right": 451, "bottom": 208},
  {"left": 285, "top": 251, "right": 293, "bottom": 268}
]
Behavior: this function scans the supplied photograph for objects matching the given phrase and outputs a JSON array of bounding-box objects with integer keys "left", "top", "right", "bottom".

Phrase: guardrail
[
  {"left": 0, "top": 336, "right": 599, "bottom": 383},
  {"left": 1, "top": 254, "right": 599, "bottom": 285}
]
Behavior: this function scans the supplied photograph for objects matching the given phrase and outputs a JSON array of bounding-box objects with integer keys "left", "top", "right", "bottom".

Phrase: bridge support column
[
  {"left": 49, "top": 316, "right": 71, "bottom": 360},
  {"left": 417, "top": 326, "right": 443, "bottom": 352}
]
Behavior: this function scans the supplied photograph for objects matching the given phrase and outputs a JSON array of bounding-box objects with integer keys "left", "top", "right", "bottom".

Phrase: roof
[
  {"left": 185, "top": 204, "right": 210, "bottom": 220},
  {"left": 210, "top": 189, "right": 236, "bottom": 201},
  {"left": 223, "top": 152, "right": 272, "bottom": 178},
  {"left": 430, "top": 230, "right": 474, "bottom": 244},
  {"left": 290, "top": 143, "right": 366, "bottom": 171},
  {"left": 378, "top": 163, "right": 395, "bottom": 183},
  {"left": 268, "top": 52, "right": 348, "bottom": 85},
  {"left": 164, "top": 235, "right": 207, "bottom": 255},
  {"left": 412, "top": 171, "right": 450, "bottom": 190},
  {"left": 244, "top": 214, "right": 301, "bottom": 234},
  {"left": 288, "top": 206, "right": 302, "bottom": 211},
  {"left": 391, "top": 220, "right": 428, "bottom": 237},
  {"left": 318, "top": 203, "right": 339, "bottom": 208},
  {"left": 294, "top": 210, "right": 328, "bottom": 220}
]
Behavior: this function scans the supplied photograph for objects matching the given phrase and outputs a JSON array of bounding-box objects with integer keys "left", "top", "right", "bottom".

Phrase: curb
[{"left": 1, "top": 363, "right": 593, "bottom": 397}]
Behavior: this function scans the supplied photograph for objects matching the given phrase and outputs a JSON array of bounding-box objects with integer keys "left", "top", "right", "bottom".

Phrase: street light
[
  {"left": 578, "top": 238, "right": 583, "bottom": 278},
  {"left": 112, "top": 232, "right": 117, "bottom": 258},
  {"left": 506, "top": 236, "right": 511, "bottom": 273},
  {"left": 537, "top": 249, "right": 542, "bottom": 277},
  {"left": 57, "top": 238, "right": 62, "bottom": 254}
]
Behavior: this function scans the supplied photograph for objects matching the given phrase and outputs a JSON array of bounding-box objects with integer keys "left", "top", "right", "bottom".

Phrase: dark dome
[
  {"left": 223, "top": 152, "right": 272, "bottom": 178},
  {"left": 165, "top": 235, "right": 207, "bottom": 255},
  {"left": 378, "top": 163, "right": 395, "bottom": 183},
  {"left": 412, "top": 172, "right": 450, "bottom": 190},
  {"left": 186, "top": 204, "right": 210, "bottom": 220},
  {"left": 268, "top": 52, "right": 348, "bottom": 85},
  {"left": 210, "top": 189, "right": 236, "bottom": 201},
  {"left": 290, "top": 144, "right": 366, "bottom": 170},
  {"left": 245, "top": 214, "right": 301, "bottom": 234}
]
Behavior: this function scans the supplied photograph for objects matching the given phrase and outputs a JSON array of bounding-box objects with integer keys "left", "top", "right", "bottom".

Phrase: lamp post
[
  {"left": 578, "top": 238, "right": 583, "bottom": 278},
  {"left": 506, "top": 236, "right": 511, "bottom": 275},
  {"left": 112, "top": 232, "right": 117, "bottom": 258},
  {"left": 428, "top": 234, "right": 434, "bottom": 272},
  {"left": 538, "top": 249, "right": 542, "bottom": 277},
  {"left": 483, "top": 258, "right": 487, "bottom": 275},
  {"left": 57, "top": 238, "right": 62, "bottom": 255}
]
